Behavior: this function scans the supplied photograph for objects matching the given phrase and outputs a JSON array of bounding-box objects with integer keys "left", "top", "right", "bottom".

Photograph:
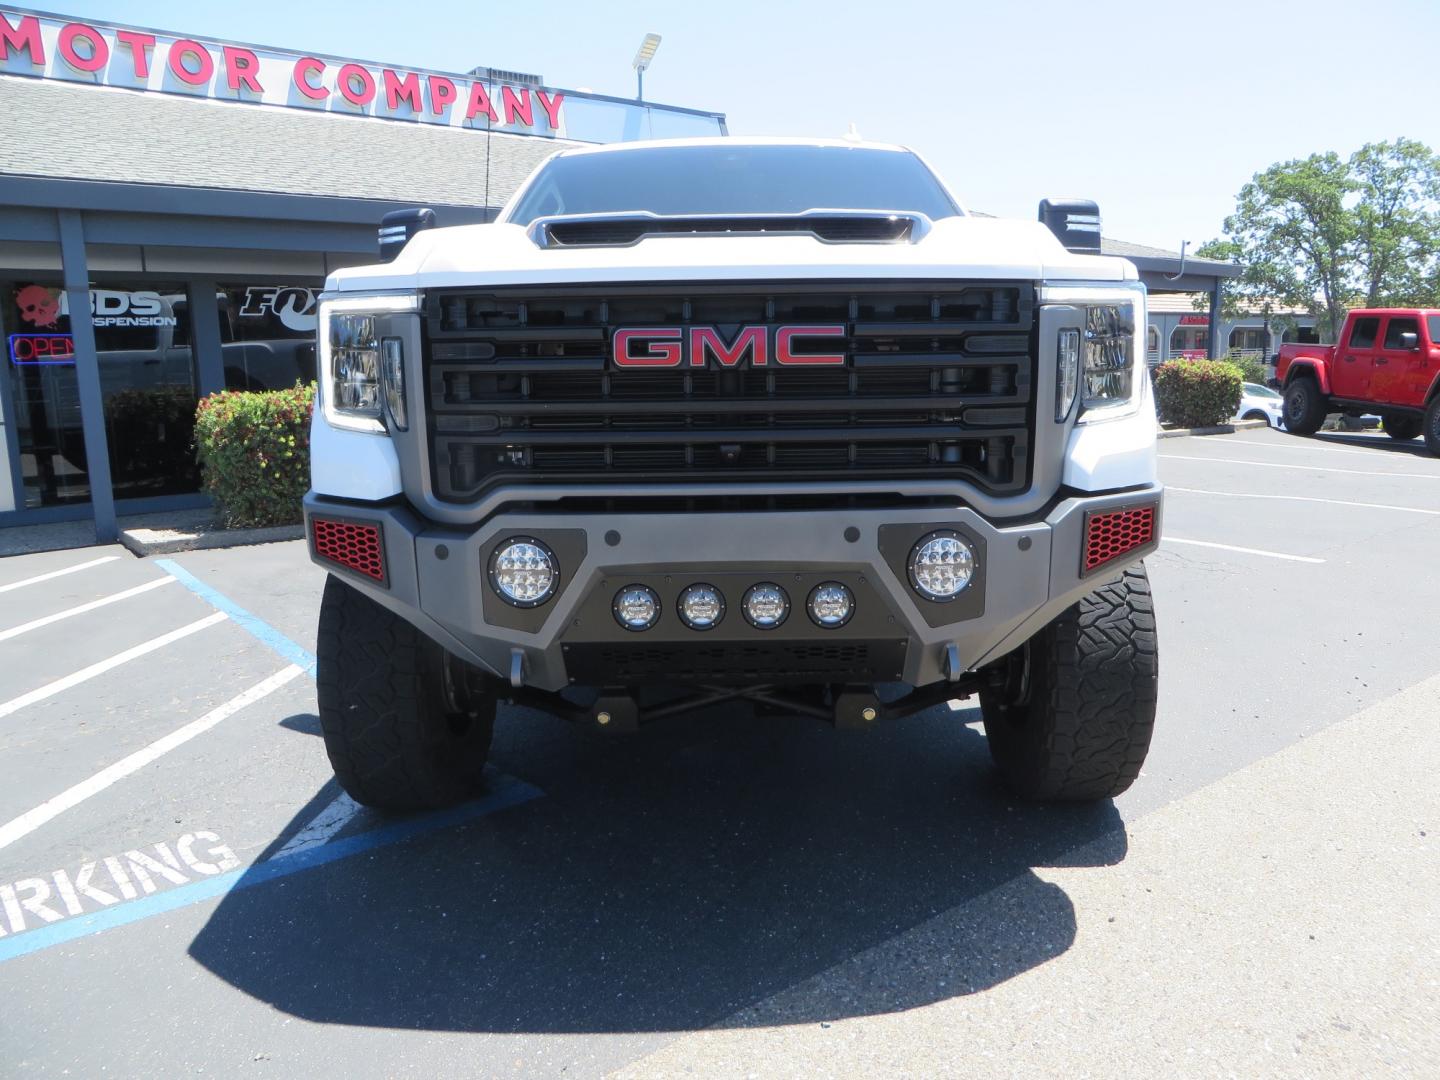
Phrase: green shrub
[
  {"left": 1153, "top": 360, "right": 1244, "bottom": 428},
  {"left": 1222, "top": 350, "right": 1268, "bottom": 386},
  {"left": 194, "top": 383, "right": 315, "bottom": 528}
]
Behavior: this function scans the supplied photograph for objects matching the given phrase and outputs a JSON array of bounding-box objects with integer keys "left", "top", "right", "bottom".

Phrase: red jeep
[{"left": 1277, "top": 309, "right": 1440, "bottom": 452}]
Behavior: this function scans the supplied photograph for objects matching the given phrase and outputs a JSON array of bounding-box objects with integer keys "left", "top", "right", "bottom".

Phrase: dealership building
[
  {"left": 0, "top": 7, "right": 1239, "bottom": 542},
  {"left": 0, "top": 7, "right": 725, "bottom": 536}
]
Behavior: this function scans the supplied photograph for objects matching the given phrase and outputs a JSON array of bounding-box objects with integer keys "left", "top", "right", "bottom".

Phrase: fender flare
[
  {"left": 1426, "top": 370, "right": 1440, "bottom": 406},
  {"left": 1283, "top": 359, "right": 1330, "bottom": 396}
]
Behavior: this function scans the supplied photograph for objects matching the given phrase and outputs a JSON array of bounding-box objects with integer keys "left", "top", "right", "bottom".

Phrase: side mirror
[
  {"left": 1038, "top": 198, "right": 1102, "bottom": 254},
  {"left": 1399, "top": 331, "right": 1419, "bottom": 350},
  {"left": 378, "top": 207, "right": 436, "bottom": 262}
]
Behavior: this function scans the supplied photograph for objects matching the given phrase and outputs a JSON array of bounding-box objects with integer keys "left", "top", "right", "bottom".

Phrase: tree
[
  {"left": 1200, "top": 141, "right": 1440, "bottom": 338},
  {"left": 1350, "top": 139, "right": 1440, "bottom": 306}
]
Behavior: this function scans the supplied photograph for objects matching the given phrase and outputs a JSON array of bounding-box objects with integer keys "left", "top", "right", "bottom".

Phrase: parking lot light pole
[{"left": 633, "top": 33, "right": 661, "bottom": 101}]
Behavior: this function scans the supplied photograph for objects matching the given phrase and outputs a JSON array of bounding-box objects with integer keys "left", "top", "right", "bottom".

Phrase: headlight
[
  {"left": 317, "top": 293, "right": 418, "bottom": 434},
  {"left": 1083, "top": 304, "right": 1135, "bottom": 410},
  {"left": 1056, "top": 329, "right": 1080, "bottom": 420},
  {"left": 489, "top": 538, "right": 558, "bottom": 607}
]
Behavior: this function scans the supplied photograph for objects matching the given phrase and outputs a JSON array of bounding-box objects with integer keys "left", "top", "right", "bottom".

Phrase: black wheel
[
  {"left": 1282, "top": 378, "right": 1327, "bottom": 435},
  {"left": 317, "top": 575, "right": 495, "bottom": 811},
  {"left": 1382, "top": 413, "right": 1422, "bottom": 441},
  {"left": 1425, "top": 397, "right": 1440, "bottom": 456},
  {"left": 980, "top": 564, "right": 1158, "bottom": 802}
]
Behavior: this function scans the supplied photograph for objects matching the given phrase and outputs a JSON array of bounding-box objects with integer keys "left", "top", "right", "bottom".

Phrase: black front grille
[{"left": 423, "top": 281, "right": 1036, "bottom": 504}]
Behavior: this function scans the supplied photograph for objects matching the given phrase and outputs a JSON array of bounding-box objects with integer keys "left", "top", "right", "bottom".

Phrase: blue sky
[{"left": 37, "top": 0, "right": 1440, "bottom": 249}]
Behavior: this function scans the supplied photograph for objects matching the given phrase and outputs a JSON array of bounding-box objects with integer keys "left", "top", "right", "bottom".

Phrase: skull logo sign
[{"left": 15, "top": 285, "right": 62, "bottom": 329}]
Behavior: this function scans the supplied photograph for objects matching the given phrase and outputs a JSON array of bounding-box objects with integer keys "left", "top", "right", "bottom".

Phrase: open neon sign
[{"left": 8, "top": 333, "right": 76, "bottom": 365}]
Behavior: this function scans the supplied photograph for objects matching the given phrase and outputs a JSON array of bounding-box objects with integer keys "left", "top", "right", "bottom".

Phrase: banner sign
[{"left": 0, "top": 8, "right": 570, "bottom": 136}]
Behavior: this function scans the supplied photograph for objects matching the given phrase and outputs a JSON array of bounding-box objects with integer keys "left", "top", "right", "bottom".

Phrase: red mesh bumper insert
[
  {"left": 1083, "top": 505, "right": 1156, "bottom": 574},
  {"left": 311, "top": 517, "right": 387, "bottom": 584}
]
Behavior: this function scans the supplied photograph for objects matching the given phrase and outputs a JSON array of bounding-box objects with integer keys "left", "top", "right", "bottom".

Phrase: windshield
[
  {"left": 506, "top": 144, "right": 961, "bottom": 224},
  {"left": 1244, "top": 382, "right": 1280, "bottom": 399}
]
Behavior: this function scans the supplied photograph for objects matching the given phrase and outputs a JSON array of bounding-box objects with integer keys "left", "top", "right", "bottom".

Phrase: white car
[{"left": 1235, "top": 382, "right": 1285, "bottom": 429}]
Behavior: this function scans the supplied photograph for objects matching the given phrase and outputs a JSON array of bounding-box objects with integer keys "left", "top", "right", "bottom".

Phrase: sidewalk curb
[
  {"left": 1157, "top": 419, "right": 1270, "bottom": 439},
  {"left": 119, "top": 521, "right": 304, "bottom": 558}
]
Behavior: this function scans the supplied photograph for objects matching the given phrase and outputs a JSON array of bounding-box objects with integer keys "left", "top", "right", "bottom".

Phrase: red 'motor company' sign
[{"left": 613, "top": 325, "right": 848, "bottom": 368}]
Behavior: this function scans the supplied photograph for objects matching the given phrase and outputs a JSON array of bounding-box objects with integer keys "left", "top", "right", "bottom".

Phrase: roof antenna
[
  {"left": 844, "top": 121, "right": 862, "bottom": 143},
  {"left": 1164, "top": 240, "right": 1190, "bottom": 281}
]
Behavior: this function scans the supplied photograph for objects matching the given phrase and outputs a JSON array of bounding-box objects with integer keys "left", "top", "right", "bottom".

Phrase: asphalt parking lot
[{"left": 1, "top": 426, "right": 1437, "bottom": 1078}]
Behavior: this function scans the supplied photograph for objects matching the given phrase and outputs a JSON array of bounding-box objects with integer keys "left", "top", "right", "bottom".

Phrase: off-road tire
[
  {"left": 1424, "top": 397, "right": 1440, "bottom": 456},
  {"left": 1282, "top": 377, "right": 1327, "bottom": 435},
  {"left": 1383, "top": 413, "right": 1421, "bottom": 441},
  {"left": 317, "top": 575, "right": 495, "bottom": 811},
  {"left": 980, "top": 564, "right": 1157, "bottom": 802}
]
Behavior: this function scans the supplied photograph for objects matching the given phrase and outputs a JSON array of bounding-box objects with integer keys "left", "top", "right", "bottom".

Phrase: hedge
[
  {"left": 194, "top": 383, "right": 315, "bottom": 528},
  {"left": 1153, "top": 360, "right": 1244, "bottom": 429}
]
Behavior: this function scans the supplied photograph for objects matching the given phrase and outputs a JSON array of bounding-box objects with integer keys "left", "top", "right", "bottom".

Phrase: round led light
[
  {"left": 807, "top": 581, "right": 854, "bottom": 628},
  {"left": 677, "top": 583, "right": 725, "bottom": 630},
  {"left": 742, "top": 583, "right": 789, "bottom": 629},
  {"left": 613, "top": 585, "right": 661, "bottom": 631},
  {"left": 488, "top": 537, "right": 557, "bottom": 607},
  {"left": 908, "top": 531, "right": 975, "bottom": 602}
]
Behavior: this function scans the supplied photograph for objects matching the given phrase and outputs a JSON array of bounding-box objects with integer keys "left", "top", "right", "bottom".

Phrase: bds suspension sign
[{"left": 0, "top": 9, "right": 565, "bottom": 136}]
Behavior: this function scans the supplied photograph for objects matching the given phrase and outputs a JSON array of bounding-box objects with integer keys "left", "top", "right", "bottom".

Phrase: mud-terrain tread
[
  {"left": 1282, "top": 377, "right": 1327, "bottom": 436},
  {"left": 1425, "top": 397, "right": 1440, "bottom": 456},
  {"left": 316, "top": 575, "right": 492, "bottom": 811},
  {"left": 982, "top": 564, "right": 1157, "bottom": 801},
  {"left": 1382, "top": 413, "right": 1421, "bottom": 441}
]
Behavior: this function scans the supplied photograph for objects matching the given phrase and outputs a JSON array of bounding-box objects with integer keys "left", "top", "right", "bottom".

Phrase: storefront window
[
  {"left": 5, "top": 280, "right": 200, "bottom": 507},
  {"left": 1228, "top": 327, "right": 1268, "bottom": 354},
  {"left": 1169, "top": 325, "right": 1209, "bottom": 359},
  {"left": 217, "top": 283, "right": 319, "bottom": 390}
]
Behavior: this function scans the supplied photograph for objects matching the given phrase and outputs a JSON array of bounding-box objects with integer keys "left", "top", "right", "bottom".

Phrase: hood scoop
[{"left": 529, "top": 210, "right": 930, "bottom": 249}]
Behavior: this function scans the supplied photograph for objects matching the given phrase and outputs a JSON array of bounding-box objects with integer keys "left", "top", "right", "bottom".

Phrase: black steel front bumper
[{"left": 304, "top": 486, "right": 1162, "bottom": 692}]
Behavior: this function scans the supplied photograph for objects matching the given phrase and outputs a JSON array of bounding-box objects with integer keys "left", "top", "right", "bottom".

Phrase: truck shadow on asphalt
[{"left": 188, "top": 702, "right": 1127, "bottom": 1033}]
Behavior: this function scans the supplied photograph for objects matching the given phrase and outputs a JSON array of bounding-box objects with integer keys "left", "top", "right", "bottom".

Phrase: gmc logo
[{"left": 612, "top": 325, "right": 847, "bottom": 368}]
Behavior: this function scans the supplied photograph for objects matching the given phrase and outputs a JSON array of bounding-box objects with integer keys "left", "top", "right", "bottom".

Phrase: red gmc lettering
[
  {"left": 115, "top": 30, "right": 155, "bottom": 78},
  {"left": 427, "top": 75, "right": 458, "bottom": 116},
  {"left": 689, "top": 326, "right": 767, "bottom": 368},
  {"left": 168, "top": 39, "right": 214, "bottom": 85},
  {"left": 614, "top": 328, "right": 683, "bottom": 367},
  {"left": 383, "top": 69, "right": 422, "bottom": 111},
  {"left": 0, "top": 13, "right": 44, "bottom": 65},
  {"left": 222, "top": 46, "right": 263, "bottom": 93},
  {"left": 293, "top": 56, "right": 328, "bottom": 100},
  {"left": 775, "top": 325, "right": 847, "bottom": 366},
  {"left": 57, "top": 23, "right": 108, "bottom": 73}
]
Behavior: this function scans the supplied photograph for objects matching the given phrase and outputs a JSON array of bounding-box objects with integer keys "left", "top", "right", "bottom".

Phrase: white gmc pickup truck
[{"left": 303, "top": 138, "right": 1162, "bottom": 811}]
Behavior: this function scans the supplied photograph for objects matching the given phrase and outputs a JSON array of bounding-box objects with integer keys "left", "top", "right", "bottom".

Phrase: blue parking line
[
  {"left": 155, "top": 559, "right": 317, "bottom": 677},
  {"left": 0, "top": 772, "right": 542, "bottom": 964}
]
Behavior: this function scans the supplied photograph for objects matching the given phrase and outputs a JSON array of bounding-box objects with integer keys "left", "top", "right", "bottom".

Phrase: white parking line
[
  {"left": 1225, "top": 437, "right": 1421, "bottom": 459},
  {"left": 0, "top": 556, "right": 120, "bottom": 594},
  {"left": 0, "top": 577, "right": 178, "bottom": 643},
  {"left": 0, "top": 665, "right": 305, "bottom": 851},
  {"left": 0, "top": 612, "right": 228, "bottom": 720},
  {"left": 1163, "top": 538, "right": 1325, "bottom": 564},
  {"left": 273, "top": 793, "right": 363, "bottom": 859},
  {"left": 1167, "top": 487, "right": 1440, "bottom": 516},
  {"left": 1159, "top": 454, "right": 1440, "bottom": 479}
]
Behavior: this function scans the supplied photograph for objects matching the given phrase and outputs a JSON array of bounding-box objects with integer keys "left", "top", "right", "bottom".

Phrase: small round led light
[
  {"left": 807, "top": 581, "right": 854, "bottom": 628},
  {"left": 613, "top": 585, "right": 661, "bottom": 631},
  {"left": 677, "top": 583, "right": 725, "bottom": 630},
  {"left": 488, "top": 537, "right": 557, "bottom": 607},
  {"left": 908, "top": 531, "right": 976, "bottom": 602},
  {"left": 742, "top": 583, "right": 789, "bottom": 629}
]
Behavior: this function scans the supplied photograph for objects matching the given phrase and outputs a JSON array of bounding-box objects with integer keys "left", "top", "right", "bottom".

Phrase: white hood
[{"left": 327, "top": 214, "right": 1136, "bottom": 293}]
